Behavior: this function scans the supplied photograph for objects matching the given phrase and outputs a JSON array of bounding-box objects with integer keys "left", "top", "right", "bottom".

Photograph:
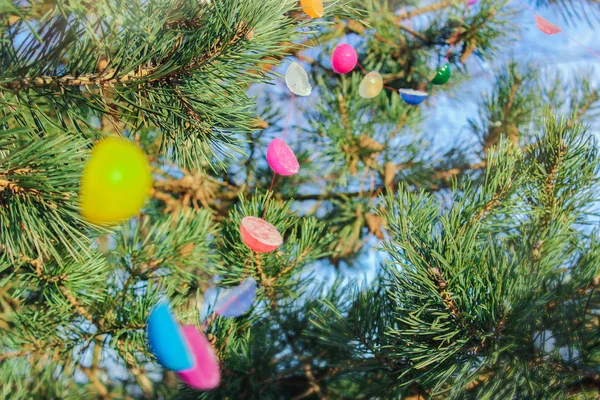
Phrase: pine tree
[{"left": 1, "top": 0, "right": 599, "bottom": 399}]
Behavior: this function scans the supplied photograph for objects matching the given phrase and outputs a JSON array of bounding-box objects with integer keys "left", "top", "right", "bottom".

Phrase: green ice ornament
[{"left": 431, "top": 63, "right": 451, "bottom": 85}]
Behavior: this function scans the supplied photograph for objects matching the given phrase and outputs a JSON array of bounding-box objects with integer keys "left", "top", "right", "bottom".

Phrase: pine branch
[
  {"left": 433, "top": 160, "right": 487, "bottom": 182},
  {"left": 81, "top": 366, "right": 109, "bottom": 400},
  {"left": 468, "top": 170, "right": 514, "bottom": 227},
  {"left": 0, "top": 349, "right": 29, "bottom": 361},
  {"left": 276, "top": 160, "right": 486, "bottom": 202},
  {"left": 428, "top": 267, "right": 462, "bottom": 322},
  {"left": 346, "top": 19, "right": 428, "bottom": 42},
  {"left": 1, "top": 69, "right": 153, "bottom": 90},
  {"left": 574, "top": 91, "right": 599, "bottom": 121},
  {"left": 565, "top": 375, "right": 600, "bottom": 395},
  {"left": 0, "top": 132, "right": 99, "bottom": 263},
  {"left": 1, "top": 25, "right": 250, "bottom": 92},
  {"left": 395, "top": 0, "right": 458, "bottom": 22},
  {"left": 2, "top": 0, "right": 599, "bottom": 398},
  {"left": 540, "top": 140, "right": 566, "bottom": 222},
  {"left": 255, "top": 253, "right": 328, "bottom": 400},
  {"left": 58, "top": 284, "right": 95, "bottom": 325}
]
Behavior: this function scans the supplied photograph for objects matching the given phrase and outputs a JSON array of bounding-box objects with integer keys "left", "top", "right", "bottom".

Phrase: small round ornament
[
  {"left": 240, "top": 216, "right": 283, "bottom": 253},
  {"left": 359, "top": 71, "right": 384, "bottom": 98},
  {"left": 80, "top": 137, "right": 152, "bottom": 225},
  {"left": 285, "top": 62, "right": 312, "bottom": 96},
  {"left": 300, "top": 0, "right": 324, "bottom": 19},
  {"left": 399, "top": 89, "right": 428, "bottom": 105},
  {"left": 267, "top": 138, "right": 300, "bottom": 176},
  {"left": 176, "top": 326, "right": 221, "bottom": 390},
  {"left": 331, "top": 44, "right": 358, "bottom": 75},
  {"left": 431, "top": 63, "right": 451, "bottom": 85}
]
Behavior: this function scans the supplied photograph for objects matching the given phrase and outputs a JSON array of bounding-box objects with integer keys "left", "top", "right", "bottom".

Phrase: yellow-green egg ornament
[
  {"left": 80, "top": 137, "right": 152, "bottom": 225},
  {"left": 359, "top": 71, "right": 384, "bottom": 99},
  {"left": 431, "top": 63, "right": 451, "bottom": 85}
]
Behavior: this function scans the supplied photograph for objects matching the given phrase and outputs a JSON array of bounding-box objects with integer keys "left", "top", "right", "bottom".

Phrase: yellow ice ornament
[
  {"left": 359, "top": 71, "right": 384, "bottom": 99},
  {"left": 300, "top": 0, "right": 324, "bottom": 19},
  {"left": 80, "top": 137, "right": 152, "bottom": 225}
]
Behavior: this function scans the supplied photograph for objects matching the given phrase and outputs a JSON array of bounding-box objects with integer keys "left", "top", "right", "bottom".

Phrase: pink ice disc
[
  {"left": 267, "top": 139, "right": 300, "bottom": 176},
  {"left": 240, "top": 216, "right": 283, "bottom": 253},
  {"left": 535, "top": 15, "right": 561, "bottom": 35},
  {"left": 176, "top": 326, "right": 221, "bottom": 390},
  {"left": 467, "top": 0, "right": 478, "bottom": 5},
  {"left": 331, "top": 44, "right": 358, "bottom": 75}
]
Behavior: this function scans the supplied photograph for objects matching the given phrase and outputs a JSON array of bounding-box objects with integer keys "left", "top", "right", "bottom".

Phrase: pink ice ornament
[
  {"left": 267, "top": 138, "right": 300, "bottom": 176},
  {"left": 176, "top": 326, "right": 221, "bottom": 390},
  {"left": 467, "top": 0, "right": 478, "bottom": 5},
  {"left": 331, "top": 44, "right": 358, "bottom": 74},
  {"left": 213, "top": 278, "right": 258, "bottom": 318},
  {"left": 240, "top": 216, "right": 283, "bottom": 253},
  {"left": 535, "top": 15, "right": 561, "bottom": 35}
]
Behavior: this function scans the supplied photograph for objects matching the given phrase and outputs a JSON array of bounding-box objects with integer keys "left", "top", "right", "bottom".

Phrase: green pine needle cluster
[{"left": 1, "top": 0, "right": 599, "bottom": 399}]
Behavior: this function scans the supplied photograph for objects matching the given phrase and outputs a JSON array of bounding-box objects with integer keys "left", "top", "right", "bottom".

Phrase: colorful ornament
[
  {"left": 300, "top": 0, "right": 324, "bottom": 19},
  {"left": 213, "top": 278, "right": 258, "bottom": 317},
  {"left": 331, "top": 44, "right": 358, "bottom": 75},
  {"left": 147, "top": 303, "right": 194, "bottom": 371},
  {"left": 431, "top": 63, "right": 451, "bottom": 85},
  {"left": 240, "top": 216, "right": 283, "bottom": 253},
  {"left": 147, "top": 303, "right": 221, "bottom": 390},
  {"left": 399, "top": 89, "right": 428, "bottom": 105},
  {"left": 467, "top": 0, "right": 478, "bottom": 5},
  {"left": 176, "top": 326, "right": 221, "bottom": 390},
  {"left": 535, "top": 15, "right": 561, "bottom": 35},
  {"left": 359, "top": 71, "right": 384, "bottom": 98},
  {"left": 285, "top": 62, "right": 312, "bottom": 96},
  {"left": 267, "top": 139, "right": 300, "bottom": 176},
  {"left": 80, "top": 137, "right": 152, "bottom": 225}
]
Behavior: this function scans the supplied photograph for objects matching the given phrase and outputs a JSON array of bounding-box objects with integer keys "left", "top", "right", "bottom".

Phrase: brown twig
[
  {"left": 470, "top": 192, "right": 501, "bottom": 226},
  {"left": 59, "top": 286, "right": 95, "bottom": 325},
  {"left": 574, "top": 92, "right": 599, "bottom": 122},
  {"left": 429, "top": 267, "right": 461, "bottom": 321},
  {"left": 533, "top": 140, "right": 567, "bottom": 262},
  {"left": 395, "top": 0, "right": 458, "bottom": 22},
  {"left": 82, "top": 366, "right": 109, "bottom": 399},
  {"left": 275, "top": 248, "right": 311, "bottom": 280},
  {"left": 1, "top": 24, "right": 250, "bottom": 92},
  {"left": 433, "top": 160, "right": 487, "bottom": 181},
  {"left": 0, "top": 169, "right": 42, "bottom": 197},
  {"left": 346, "top": 19, "right": 428, "bottom": 42},
  {"left": 0, "top": 350, "right": 30, "bottom": 361}
]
